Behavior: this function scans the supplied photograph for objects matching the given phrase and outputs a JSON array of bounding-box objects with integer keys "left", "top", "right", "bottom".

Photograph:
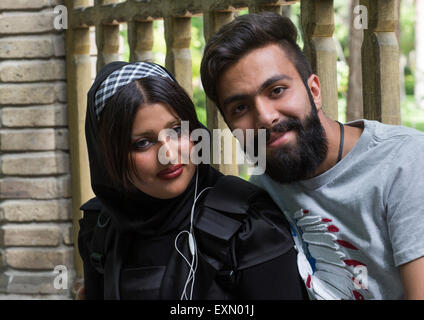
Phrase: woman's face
[{"left": 130, "top": 102, "right": 196, "bottom": 199}]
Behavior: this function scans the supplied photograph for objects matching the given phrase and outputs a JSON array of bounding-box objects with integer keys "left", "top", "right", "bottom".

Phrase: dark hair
[
  {"left": 98, "top": 76, "right": 202, "bottom": 191},
  {"left": 200, "top": 12, "right": 313, "bottom": 111}
]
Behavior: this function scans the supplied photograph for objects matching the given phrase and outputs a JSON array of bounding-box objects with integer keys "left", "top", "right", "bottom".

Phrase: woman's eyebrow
[{"left": 132, "top": 119, "right": 181, "bottom": 138}]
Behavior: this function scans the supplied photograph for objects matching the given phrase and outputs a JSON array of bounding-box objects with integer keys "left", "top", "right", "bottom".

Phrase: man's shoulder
[
  {"left": 348, "top": 119, "right": 424, "bottom": 161},
  {"left": 375, "top": 122, "right": 424, "bottom": 162},
  {"left": 249, "top": 170, "right": 276, "bottom": 191},
  {"left": 362, "top": 119, "right": 424, "bottom": 143}
]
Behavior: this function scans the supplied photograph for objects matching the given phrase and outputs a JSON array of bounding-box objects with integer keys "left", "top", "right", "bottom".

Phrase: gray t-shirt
[{"left": 250, "top": 119, "right": 424, "bottom": 300}]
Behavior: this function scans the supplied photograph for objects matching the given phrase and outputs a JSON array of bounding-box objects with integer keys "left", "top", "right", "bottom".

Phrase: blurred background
[{"left": 113, "top": 0, "right": 424, "bottom": 132}]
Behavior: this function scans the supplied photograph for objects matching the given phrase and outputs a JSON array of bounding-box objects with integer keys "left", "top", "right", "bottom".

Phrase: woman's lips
[{"left": 157, "top": 164, "right": 184, "bottom": 180}]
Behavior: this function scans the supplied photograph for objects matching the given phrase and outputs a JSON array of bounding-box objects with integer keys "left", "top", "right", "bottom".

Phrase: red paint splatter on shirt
[
  {"left": 327, "top": 225, "right": 339, "bottom": 232},
  {"left": 353, "top": 290, "right": 364, "bottom": 300},
  {"left": 344, "top": 259, "right": 366, "bottom": 267},
  {"left": 337, "top": 240, "right": 358, "bottom": 250}
]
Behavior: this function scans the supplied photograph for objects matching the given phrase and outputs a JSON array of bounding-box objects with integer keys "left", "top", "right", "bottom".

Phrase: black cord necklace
[{"left": 336, "top": 121, "right": 344, "bottom": 163}]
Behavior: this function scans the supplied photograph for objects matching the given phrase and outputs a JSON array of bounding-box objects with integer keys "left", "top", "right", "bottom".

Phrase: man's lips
[
  {"left": 157, "top": 164, "right": 184, "bottom": 179},
  {"left": 267, "top": 130, "right": 292, "bottom": 148}
]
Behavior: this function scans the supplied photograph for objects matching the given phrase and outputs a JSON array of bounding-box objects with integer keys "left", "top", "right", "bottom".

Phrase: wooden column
[
  {"left": 301, "top": 0, "right": 338, "bottom": 120},
  {"left": 249, "top": 3, "right": 283, "bottom": 14},
  {"left": 73, "top": 0, "right": 89, "bottom": 8},
  {"left": 346, "top": 0, "right": 364, "bottom": 121},
  {"left": 95, "top": 0, "right": 121, "bottom": 71},
  {"left": 249, "top": 0, "right": 298, "bottom": 13},
  {"left": 164, "top": 16, "right": 193, "bottom": 97},
  {"left": 203, "top": 10, "right": 239, "bottom": 176},
  {"left": 360, "top": 0, "right": 400, "bottom": 124},
  {"left": 128, "top": 20, "right": 154, "bottom": 63},
  {"left": 65, "top": 0, "right": 94, "bottom": 279}
]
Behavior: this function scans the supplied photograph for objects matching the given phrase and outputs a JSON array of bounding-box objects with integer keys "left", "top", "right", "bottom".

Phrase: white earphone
[{"left": 174, "top": 167, "right": 212, "bottom": 300}]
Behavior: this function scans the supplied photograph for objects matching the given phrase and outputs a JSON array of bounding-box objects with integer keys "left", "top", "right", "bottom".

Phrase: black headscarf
[{"left": 85, "top": 61, "right": 222, "bottom": 237}]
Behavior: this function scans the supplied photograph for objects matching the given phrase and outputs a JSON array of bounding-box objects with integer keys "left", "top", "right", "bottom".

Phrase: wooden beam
[
  {"left": 360, "top": 0, "right": 400, "bottom": 124},
  {"left": 301, "top": 0, "right": 338, "bottom": 121},
  {"left": 70, "top": 0, "right": 204, "bottom": 27},
  {"left": 128, "top": 20, "right": 154, "bottom": 62},
  {"left": 249, "top": 3, "right": 283, "bottom": 14},
  {"left": 95, "top": 0, "right": 121, "bottom": 71},
  {"left": 203, "top": 8, "right": 239, "bottom": 176},
  {"left": 249, "top": 0, "right": 299, "bottom": 14},
  {"left": 65, "top": 0, "right": 94, "bottom": 280},
  {"left": 164, "top": 16, "right": 193, "bottom": 97}
]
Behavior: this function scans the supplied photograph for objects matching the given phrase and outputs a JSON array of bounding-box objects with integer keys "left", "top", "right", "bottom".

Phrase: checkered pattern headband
[{"left": 94, "top": 62, "right": 174, "bottom": 120}]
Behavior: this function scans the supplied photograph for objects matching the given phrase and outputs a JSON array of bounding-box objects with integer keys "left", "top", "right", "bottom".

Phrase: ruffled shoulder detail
[{"left": 194, "top": 175, "right": 294, "bottom": 271}]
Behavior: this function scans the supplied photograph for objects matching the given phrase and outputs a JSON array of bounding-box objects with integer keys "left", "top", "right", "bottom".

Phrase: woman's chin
[
  {"left": 144, "top": 183, "right": 188, "bottom": 199},
  {"left": 134, "top": 163, "right": 196, "bottom": 199}
]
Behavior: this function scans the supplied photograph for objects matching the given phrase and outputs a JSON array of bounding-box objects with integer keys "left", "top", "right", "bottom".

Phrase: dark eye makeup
[{"left": 132, "top": 124, "right": 182, "bottom": 151}]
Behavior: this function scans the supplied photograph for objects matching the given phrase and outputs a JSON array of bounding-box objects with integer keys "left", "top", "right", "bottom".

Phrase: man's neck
[{"left": 313, "top": 114, "right": 363, "bottom": 177}]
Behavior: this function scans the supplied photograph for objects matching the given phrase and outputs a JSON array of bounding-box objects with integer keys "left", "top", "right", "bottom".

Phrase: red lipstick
[{"left": 157, "top": 164, "right": 184, "bottom": 180}]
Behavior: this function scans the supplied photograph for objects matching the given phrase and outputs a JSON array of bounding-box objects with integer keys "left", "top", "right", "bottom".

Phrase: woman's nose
[{"left": 159, "top": 133, "right": 179, "bottom": 164}]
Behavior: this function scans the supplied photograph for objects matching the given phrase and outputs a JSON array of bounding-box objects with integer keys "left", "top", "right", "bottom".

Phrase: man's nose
[{"left": 255, "top": 97, "right": 279, "bottom": 129}]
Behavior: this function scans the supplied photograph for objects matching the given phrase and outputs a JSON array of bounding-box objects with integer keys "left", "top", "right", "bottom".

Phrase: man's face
[{"left": 217, "top": 44, "right": 328, "bottom": 182}]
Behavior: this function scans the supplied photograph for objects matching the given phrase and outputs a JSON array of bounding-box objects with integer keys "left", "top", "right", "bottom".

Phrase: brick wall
[{"left": 0, "top": 0, "right": 74, "bottom": 299}]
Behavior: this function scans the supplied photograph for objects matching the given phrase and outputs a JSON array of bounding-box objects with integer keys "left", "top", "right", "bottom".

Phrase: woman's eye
[
  {"left": 134, "top": 139, "right": 152, "bottom": 150},
  {"left": 173, "top": 126, "right": 182, "bottom": 136},
  {"left": 271, "top": 86, "right": 285, "bottom": 96}
]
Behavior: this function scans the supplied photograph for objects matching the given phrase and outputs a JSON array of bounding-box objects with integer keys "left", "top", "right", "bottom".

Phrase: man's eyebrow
[
  {"left": 222, "top": 94, "right": 250, "bottom": 109},
  {"left": 221, "top": 74, "right": 293, "bottom": 109},
  {"left": 258, "top": 74, "right": 293, "bottom": 94}
]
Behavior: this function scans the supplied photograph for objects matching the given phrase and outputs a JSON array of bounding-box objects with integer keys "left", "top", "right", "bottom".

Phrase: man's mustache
[{"left": 263, "top": 118, "right": 303, "bottom": 144}]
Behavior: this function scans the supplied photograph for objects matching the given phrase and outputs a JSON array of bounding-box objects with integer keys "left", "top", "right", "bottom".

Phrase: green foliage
[
  {"left": 405, "top": 74, "right": 415, "bottom": 95},
  {"left": 337, "top": 61, "right": 349, "bottom": 97},
  {"left": 400, "top": 0, "right": 415, "bottom": 56},
  {"left": 152, "top": 20, "right": 166, "bottom": 65},
  {"left": 288, "top": 3, "right": 303, "bottom": 48},
  {"left": 333, "top": 1, "right": 350, "bottom": 121},
  {"left": 194, "top": 86, "right": 207, "bottom": 126},
  {"left": 334, "top": 0, "right": 350, "bottom": 58},
  {"left": 338, "top": 96, "right": 347, "bottom": 123},
  {"left": 190, "top": 16, "right": 206, "bottom": 121},
  {"left": 402, "top": 95, "right": 424, "bottom": 132},
  {"left": 190, "top": 17, "right": 205, "bottom": 80},
  {"left": 120, "top": 27, "right": 130, "bottom": 62}
]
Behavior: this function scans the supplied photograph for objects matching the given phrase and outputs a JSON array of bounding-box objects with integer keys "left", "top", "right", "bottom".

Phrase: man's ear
[{"left": 307, "top": 74, "right": 322, "bottom": 111}]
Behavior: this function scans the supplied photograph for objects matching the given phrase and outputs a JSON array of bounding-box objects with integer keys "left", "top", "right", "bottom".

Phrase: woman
[{"left": 78, "top": 61, "right": 307, "bottom": 300}]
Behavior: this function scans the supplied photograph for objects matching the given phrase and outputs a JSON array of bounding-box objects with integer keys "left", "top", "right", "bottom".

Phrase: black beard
[{"left": 264, "top": 105, "right": 328, "bottom": 183}]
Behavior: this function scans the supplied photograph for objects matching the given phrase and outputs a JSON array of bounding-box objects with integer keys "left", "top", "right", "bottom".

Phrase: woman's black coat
[{"left": 79, "top": 174, "right": 307, "bottom": 300}]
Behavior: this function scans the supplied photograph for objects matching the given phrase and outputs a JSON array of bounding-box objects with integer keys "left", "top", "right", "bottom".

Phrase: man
[{"left": 200, "top": 12, "right": 424, "bottom": 300}]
